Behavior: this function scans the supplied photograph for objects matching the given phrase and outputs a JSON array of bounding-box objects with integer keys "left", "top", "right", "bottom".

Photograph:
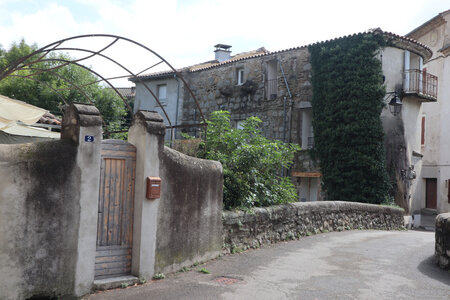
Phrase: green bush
[{"left": 199, "top": 111, "right": 300, "bottom": 209}]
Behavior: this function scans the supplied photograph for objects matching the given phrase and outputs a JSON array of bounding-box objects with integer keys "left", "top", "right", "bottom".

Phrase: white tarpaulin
[{"left": 0, "top": 94, "right": 47, "bottom": 130}]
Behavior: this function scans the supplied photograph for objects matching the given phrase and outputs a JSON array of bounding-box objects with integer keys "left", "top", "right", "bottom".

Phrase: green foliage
[
  {"left": 0, "top": 39, "right": 128, "bottom": 138},
  {"left": 152, "top": 273, "right": 165, "bottom": 280},
  {"left": 308, "top": 33, "right": 390, "bottom": 204},
  {"left": 198, "top": 268, "right": 210, "bottom": 274},
  {"left": 199, "top": 111, "right": 300, "bottom": 209}
]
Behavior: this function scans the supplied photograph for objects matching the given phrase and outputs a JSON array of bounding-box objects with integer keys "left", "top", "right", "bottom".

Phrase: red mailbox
[{"left": 146, "top": 176, "right": 161, "bottom": 199}]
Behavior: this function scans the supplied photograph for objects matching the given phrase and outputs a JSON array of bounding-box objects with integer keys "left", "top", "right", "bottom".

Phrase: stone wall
[
  {"left": 181, "top": 47, "right": 312, "bottom": 144},
  {"left": 222, "top": 201, "right": 404, "bottom": 253},
  {"left": 435, "top": 213, "right": 450, "bottom": 270}
]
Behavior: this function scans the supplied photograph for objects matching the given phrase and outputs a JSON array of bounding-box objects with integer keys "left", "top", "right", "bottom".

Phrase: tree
[
  {"left": 0, "top": 39, "right": 128, "bottom": 137},
  {"left": 308, "top": 33, "right": 390, "bottom": 204},
  {"left": 199, "top": 111, "right": 300, "bottom": 209}
]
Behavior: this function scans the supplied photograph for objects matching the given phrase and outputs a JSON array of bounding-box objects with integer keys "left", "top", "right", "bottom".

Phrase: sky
[{"left": 0, "top": 0, "right": 449, "bottom": 86}]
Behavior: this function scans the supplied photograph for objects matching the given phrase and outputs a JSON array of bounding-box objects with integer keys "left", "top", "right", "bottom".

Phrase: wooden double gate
[{"left": 95, "top": 140, "right": 136, "bottom": 279}]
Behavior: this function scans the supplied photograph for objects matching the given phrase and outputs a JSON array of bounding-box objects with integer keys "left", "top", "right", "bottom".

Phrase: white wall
[{"left": 410, "top": 13, "right": 450, "bottom": 213}]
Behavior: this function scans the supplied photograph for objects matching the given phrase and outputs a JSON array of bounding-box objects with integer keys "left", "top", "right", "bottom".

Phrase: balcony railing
[
  {"left": 266, "top": 78, "right": 277, "bottom": 100},
  {"left": 404, "top": 69, "right": 438, "bottom": 100}
]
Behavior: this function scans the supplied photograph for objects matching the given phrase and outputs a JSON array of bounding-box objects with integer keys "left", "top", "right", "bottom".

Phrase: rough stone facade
[
  {"left": 181, "top": 47, "right": 312, "bottom": 145},
  {"left": 435, "top": 213, "right": 450, "bottom": 270},
  {"left": 222, "top": 201, "right": 405, "bottom": 253}
]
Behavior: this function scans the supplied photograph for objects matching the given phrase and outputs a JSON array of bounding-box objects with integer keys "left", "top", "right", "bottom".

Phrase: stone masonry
[
  {"left": 222, "top": 201, "right": 405, "bottom": 254},
  {"left": 181, "top": 47, "right": 312, "bottom": 145},
  {"left": 435, "top": 213, "right": 450, "bottom": 270}
]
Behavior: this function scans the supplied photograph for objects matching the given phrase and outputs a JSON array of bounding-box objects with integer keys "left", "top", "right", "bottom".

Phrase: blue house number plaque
[{"left": 85, "top": 135, "right": 94, "bottom": 142}]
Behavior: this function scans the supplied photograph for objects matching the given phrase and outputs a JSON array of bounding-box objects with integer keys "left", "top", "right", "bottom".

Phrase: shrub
[{"left": 199, "top": 111, "right": 300, "bottom": 209}]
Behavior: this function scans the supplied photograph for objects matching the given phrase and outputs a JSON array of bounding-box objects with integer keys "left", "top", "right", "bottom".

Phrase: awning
[{"left": 0, "top": 94, "right": 47, "bottom": 130}]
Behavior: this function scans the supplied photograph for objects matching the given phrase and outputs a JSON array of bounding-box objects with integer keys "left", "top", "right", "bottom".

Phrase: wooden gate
[{"left": 95, "top": 140, "right": 136, "bottom": 279}]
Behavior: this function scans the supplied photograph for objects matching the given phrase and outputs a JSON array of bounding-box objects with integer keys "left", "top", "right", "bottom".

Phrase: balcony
[{"left": 404, "top": 69, "right": 438, "bottom": 101}]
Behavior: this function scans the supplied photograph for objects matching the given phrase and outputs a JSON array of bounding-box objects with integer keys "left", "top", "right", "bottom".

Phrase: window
[
  {"left": 237, "top": 68, "right": 244, "bottom": 85},
  {"left": 236, "top": 120, "right": 245, "bottom": 130},
  {"left": 157, "top": 84, "right": 167, "bottom": 100},
  {"left": 266, "top": 60, "right": 278, "bottom": 100},
  {"left": 421, "top": 115, "right": 426, "bottom": 146}
]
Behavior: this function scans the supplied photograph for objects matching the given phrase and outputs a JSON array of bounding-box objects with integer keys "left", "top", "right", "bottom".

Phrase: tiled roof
[
  {"left": 189, "top": 28, "right": 432, "bottom": 72},
  {"left": 116, "top": 87, "right": 136, "bottom": 99},
  {"left": 38, "top": 111, "right": 61, "bottom": 125},
  {"left": 130, "top": 28, "right": 432, "bottom": 77},
  {"left": 407, "top": 9, "right": 450, "bottom": 39}
]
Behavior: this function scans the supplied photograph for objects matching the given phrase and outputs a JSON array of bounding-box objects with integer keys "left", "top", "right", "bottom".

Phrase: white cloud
[{"left": 0, "top": 0, "right": 448, "bottom": 86}]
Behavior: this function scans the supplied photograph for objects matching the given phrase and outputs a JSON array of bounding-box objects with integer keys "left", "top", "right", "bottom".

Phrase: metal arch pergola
[{"left": 0, "top": 34, "right": 206, "bottom": 137}]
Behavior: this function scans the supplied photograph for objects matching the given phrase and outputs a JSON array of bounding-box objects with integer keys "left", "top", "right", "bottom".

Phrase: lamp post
[{"left": 388, "top": 92, "right": 402, "bottom": 116}]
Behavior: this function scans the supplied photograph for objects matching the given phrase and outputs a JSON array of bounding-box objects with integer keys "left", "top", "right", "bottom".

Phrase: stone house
[
  {"left": 130, "top": 29, "right": 437, "bottom": 212},
  {"left": 407, "top": 9, "right": 450, "bottom": 214}
]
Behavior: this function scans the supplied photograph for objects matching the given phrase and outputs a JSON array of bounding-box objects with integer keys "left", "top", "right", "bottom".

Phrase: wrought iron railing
[
  {"left": 404, "top": 69, "right": 438, "bottom": 99},
  {"left": 266, "top": 78, "right": 277, "bottom": 100}
]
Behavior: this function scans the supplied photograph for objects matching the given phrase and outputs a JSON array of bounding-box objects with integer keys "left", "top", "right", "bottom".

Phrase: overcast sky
[{"left": 0, "top": 0, "right": 448, "bottom": 86}]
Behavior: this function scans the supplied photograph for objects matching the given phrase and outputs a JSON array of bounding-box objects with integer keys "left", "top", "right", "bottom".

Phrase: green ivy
[
  {"left": 199, "top": 111, "right": 300, "bottom": 209},
  {"left": 308, "top": 33, "right": 390, "bottom": 204}
]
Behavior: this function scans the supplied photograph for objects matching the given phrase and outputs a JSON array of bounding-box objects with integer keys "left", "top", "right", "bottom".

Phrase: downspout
[
  {"left": 173, "top": 74, "right": 181, "bottom": 144},
  {"left": 279, "top": 58, "right": 293, "bottom": 144},
  {"left": 279, "top": 58, "right": 293, "bottom": 177}
]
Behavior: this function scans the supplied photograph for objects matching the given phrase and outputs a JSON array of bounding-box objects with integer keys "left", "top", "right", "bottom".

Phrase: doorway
[
  {"left": 425, "top": 178, "right": 437, "bottom": 209},
  {"left": 95, "top": 140, "right": 136, "bottom": 279}
]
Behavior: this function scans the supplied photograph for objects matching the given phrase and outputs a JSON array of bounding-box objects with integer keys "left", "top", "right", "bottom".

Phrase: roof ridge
[{"left": 130, "top": 28, "right": 431, "bottom": 77}]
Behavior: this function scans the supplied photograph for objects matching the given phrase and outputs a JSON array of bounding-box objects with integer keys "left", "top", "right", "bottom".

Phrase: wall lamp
[{"left": 386, "top": 91, "right": 402, "bottom": 116}]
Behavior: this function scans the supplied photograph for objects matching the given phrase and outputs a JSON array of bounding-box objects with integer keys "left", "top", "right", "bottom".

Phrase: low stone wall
[
  {"left": 222, "top": 201, "right": 404, "bottom": 253},
  {"left": 435, "top": 213, "right": 450, "bottom": 270}
]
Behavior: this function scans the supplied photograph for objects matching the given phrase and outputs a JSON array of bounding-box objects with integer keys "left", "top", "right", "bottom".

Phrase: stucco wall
[
  {"left": 134, "top": 77, "right": 183, "bottom": 139},
  {"left": 409, "top": 13, "right": 450, "bottom": 214},
  {"left": 156, "top": 146, "right": 223, "bottom": 274},
  {"left": 0, "top": 141, "right": 80, "bottom": 300},
  {"left": 222, "top": 201, "right": 405, "bottom": 253},
  {"left": 0, "top": 103, "right": 102, "bottom": 300}
]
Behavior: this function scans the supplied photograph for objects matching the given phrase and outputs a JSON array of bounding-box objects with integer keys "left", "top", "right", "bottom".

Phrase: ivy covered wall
[{"left": 309, "top": 33, "right": 390, "bottom": 204}]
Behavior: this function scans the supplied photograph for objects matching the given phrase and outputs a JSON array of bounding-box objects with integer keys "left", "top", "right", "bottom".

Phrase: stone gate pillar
[
  {"left": 128, "top": 110, "right": 165, "bottom": 279},
  {"left": 61, "top": 103, "right": 103, "bottom": 296}
]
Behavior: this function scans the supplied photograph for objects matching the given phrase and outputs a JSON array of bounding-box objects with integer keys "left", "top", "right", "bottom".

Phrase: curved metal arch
[
  {"left": 16, "top": 58, "right": 133, "bottom": 113},
  {"left": 7, "top": 74, "right": 69, "bottom": 107},
  {"left": 0, "top": 34, "right": 206, "bottom": 134}
]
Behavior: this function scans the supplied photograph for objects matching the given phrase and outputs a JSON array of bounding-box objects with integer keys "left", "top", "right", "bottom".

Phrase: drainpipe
[
  {"left": 279, "top": 58, "right": 293, "bottom": 177},
  {"left": 173, "top": 74, "right": 181, "bottom": 143},
  {"left": 279, "top": 59, "right": 292, "bottom": 144}
]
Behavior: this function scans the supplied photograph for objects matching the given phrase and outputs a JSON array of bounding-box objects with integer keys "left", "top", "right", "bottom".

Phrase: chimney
[{"left": 214, "top": 44, "right": 232, "bottom": 62}]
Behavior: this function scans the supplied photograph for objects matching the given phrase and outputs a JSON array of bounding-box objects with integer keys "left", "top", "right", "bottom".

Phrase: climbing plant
[{"left": 308, "top": 33, "right": 390, "bottom": 204}]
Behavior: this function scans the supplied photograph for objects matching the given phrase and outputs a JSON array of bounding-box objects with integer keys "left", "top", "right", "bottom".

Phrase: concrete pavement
[{"left": 87, "top": 230, "right": 449, "bottom": 299}]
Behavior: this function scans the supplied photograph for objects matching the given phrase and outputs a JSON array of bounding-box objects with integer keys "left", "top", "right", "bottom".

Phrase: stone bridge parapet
[{"left": 222, "top": 201, "right": 405, "bottom": 253}]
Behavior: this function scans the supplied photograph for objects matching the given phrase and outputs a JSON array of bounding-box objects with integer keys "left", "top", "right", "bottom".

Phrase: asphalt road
[{"left": 88, "top": 230, "right": 449, "bottom": 299}]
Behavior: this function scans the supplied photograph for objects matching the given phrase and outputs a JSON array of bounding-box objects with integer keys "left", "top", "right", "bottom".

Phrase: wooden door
[
  {"left": 425, "top": 178, "right": 437, "bottom": 209},
  {"left": 95, "top": 140, "right": 136, "bottom": 279}
]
